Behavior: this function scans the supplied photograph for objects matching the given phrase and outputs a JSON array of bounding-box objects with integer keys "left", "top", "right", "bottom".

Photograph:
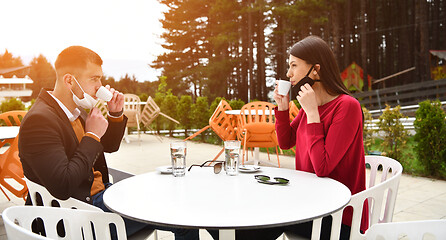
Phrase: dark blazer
[{"left": 19, "top": 89, "right": 127, "bottom": 204}]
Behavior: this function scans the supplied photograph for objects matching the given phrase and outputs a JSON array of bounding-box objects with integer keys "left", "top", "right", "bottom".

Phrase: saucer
[
  {"left": 238, "top": 165, "right": 261, "bottom": 173},
  {"left": 156, "top": 166, "right": 172, "bottom": 174}
]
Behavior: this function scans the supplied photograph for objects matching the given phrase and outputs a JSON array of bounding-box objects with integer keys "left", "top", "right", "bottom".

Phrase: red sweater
[{"left": 275, "top": 94, "right": 368, "bottom": 232}]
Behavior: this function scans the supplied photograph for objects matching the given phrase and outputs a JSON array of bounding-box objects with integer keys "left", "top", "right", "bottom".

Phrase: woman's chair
[
  {"left": 365, "top": 219, "right": 446, "bottom": 240},
  {"left": 184, "top": 99, "right": 237, "bottom": 162},
  {"left": 123, "top": 94, "right": 141, "bottom": 143},
  {"left": 2, "top": 206, "right": 128, "bottom": 240},
  {"left": 237, "top": 101, "right": 280, "bottom": 167},
  {"left": 284, "top": 155, "right": 403, "bottom": 240}
]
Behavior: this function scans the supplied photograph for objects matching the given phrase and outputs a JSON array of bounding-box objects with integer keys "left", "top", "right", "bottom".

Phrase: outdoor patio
[{"left": 1, "top": 133, "right": 446, "bottom": 240}]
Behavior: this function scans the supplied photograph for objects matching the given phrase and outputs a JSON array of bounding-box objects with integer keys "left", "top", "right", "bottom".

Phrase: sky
[{"left": 0, "top": 0, "right": 167, "bottom": 82}]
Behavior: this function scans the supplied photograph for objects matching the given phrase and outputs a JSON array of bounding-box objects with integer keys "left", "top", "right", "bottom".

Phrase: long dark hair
[{"left": 290, "top": 36, "right": 350, "bottom": 96}]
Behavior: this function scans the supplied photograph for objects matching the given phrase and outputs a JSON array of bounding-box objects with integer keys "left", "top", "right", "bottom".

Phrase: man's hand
[
  {"left": 85, "top": 108, "right": 109, "bottom": 138},
  {"left": 105, "top": 85, "right": 124, "bottom": 113}
]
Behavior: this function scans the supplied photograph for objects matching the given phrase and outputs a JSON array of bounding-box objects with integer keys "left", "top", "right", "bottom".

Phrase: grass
[{"left": 367, "top": 136, "right": 431, "bottom": 177}]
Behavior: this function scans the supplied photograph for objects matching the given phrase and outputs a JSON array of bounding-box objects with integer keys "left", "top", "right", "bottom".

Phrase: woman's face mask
[
  {"left": 70, "top": 76, "right": 98, "bottom": 109},
  {"left": 291, "top": 65, "right": 320, "bottom": 97}
]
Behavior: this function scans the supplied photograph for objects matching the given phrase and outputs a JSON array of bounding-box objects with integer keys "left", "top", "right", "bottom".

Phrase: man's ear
[{"left": 63, "top": 74, "right": 74, "bottom": 88}]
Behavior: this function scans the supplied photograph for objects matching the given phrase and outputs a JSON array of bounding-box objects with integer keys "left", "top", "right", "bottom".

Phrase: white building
[{"left": 0, "top": 75, "right": 33, "bottom": 101}]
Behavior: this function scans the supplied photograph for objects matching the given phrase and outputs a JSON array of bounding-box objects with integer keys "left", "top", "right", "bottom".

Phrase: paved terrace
[{"left": 1, "top": 134, "right": 446, "bottom": 239}]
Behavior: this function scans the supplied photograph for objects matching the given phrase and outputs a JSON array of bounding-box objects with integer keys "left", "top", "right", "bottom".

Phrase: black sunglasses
[
  {"left": 188, "top": 160, "right": 225, "bottom": 174},
  {"left": 255, "top": 175, "right": 289, "bottom": 185}
]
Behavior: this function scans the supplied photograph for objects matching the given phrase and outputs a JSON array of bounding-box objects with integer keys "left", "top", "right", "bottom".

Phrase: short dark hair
[
  {"left": 54, "top": 46, "right": 102, "bottom": 73},
  {"left": 290, "top": 36, "right": 350, "bottom": 96}
]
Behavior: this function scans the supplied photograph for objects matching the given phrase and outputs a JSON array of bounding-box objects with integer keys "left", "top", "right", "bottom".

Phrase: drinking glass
[
  {"left": 224, "top": 140, "right": 241, "bottom": 176},
  {"left": 170, "top": 141, "right": 187, "bottom": 177}
]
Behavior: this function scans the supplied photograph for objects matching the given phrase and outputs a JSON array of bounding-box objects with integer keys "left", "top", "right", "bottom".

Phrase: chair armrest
[{"left": 108, "top": 167, "right": 134, "bottom": 183}]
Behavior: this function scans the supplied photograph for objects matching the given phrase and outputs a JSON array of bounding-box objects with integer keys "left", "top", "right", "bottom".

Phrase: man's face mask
[
  {"left": 291, "top": 65, "right": 320, "bottom": 98},
  {"left": 70, "top": 76, "right": 98, "bottom": 109}
]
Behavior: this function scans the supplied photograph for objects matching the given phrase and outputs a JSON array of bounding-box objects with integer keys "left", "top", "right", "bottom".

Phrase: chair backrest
[
  {"left": 289, "top": 155, "right": 403, "bottom": 240},
  {"left": 2, "top": 206, "right": 127, "bottom": 240},
  {"left": 124, "top": 94, "right": 141, "bottom": 112},
  {"left": 140, "top": 96, "right": 161, "bottom": 127},
  {"left": 365, "top": 220, "right": 446, "bottom": 240},
  {"left": 289, "top": 101, "right": 299, "bottom": 121},
  {"left": 0, "top": 110, "right": 27, "bottom": 148},
  {"left": 96, "top": 100, "right": 109, "bottom": 117},
  {"left": 239, "top": 101, "right": 276, "bottom": 126},
  {"left": 335, "top": 156, "right": 403, "bottom": 240},
  {"left": 25, "top": 178, "right": 102, "bottom": 212},
  {"left": 0, "top": 110, "right": 27, "bottom": 126},
  {"left": 0, "top": 134, "right": 27, "bottom": 200},
  {"left": 209, "top": 99, "right": 237, "bottom": 141},
  {"left": 123, "top": 94, "right": 141, "bottom": 127}
]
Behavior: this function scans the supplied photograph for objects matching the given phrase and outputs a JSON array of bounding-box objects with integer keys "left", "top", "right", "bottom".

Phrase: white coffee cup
[
  {"left": 277, "top": 80, "right": 291, "bottom": 96},
  {"left": 96, "top": 86, "right": 113, "bottom": 102}
]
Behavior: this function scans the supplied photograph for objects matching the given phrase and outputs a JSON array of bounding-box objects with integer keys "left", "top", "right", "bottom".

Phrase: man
[{"left": 19, "top": 46, "right": 198, "bottom": 240}]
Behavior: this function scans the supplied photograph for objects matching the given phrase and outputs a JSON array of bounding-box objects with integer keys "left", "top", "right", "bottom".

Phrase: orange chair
[
  {"left": 0, "top": 135, "right": 28, "bottom": 201},
  {"left": 0, "top": 111, "right": 27, "bottom": 148},
  {"left": 289, "top": 101, "right": 300, "bottom": 121},
  {"left": 288, "top": 101, "right": 300, "bottom": 154},
  {"left": 0, "top": 111, "right": 28, "bottom": 201},
  {"left": 184, "top": 99, "right": 237, "bottom": 161},
  {"left": 237, "top": 102, "right": 280, "bottom": 167}
]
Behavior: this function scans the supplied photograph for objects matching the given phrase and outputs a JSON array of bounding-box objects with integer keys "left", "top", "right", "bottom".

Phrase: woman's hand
[
  {"left": 296, "top": 84, "right": 320, "bottom": 123},
  {"left": 273, "top": 80, "right": 289, "bottom": 111}
]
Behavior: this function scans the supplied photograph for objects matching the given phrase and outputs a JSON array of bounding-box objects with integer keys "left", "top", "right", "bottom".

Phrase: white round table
[
  {"left": 0, "top": 126, "right": 20, "bottom": 140},
  {"left": 104, "top": 167, "right": 350, "bottom": 239}
]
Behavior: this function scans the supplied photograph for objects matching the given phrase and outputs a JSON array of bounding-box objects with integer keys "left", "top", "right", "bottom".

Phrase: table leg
[{"left": 219, "top": 229, "right": 236, "bottom": 240}]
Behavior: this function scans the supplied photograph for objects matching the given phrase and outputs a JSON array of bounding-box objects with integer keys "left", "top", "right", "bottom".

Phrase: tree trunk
[
  {"left": 416, "top": 0, "right": 430, "bottom": 82},
  {"left": 360, "top": 0, "right": 368, "bottom": 91}
]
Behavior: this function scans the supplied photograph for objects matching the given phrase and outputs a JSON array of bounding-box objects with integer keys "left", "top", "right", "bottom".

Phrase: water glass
[
  {"left": 170, "top": 141, "right": 187, "bottom": 177},
  {"left": 224, "top": 140, "right": 241, "bottom": 176}
]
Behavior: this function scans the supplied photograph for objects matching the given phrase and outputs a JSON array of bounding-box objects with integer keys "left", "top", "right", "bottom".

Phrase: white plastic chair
[
  {"left": 365, "top": 220, "right": 446, "bottom": 240},
  {"left": 284, "top": 155, "right": 403, "bottom": 240},
  {"left": 25, "top": 172, "right": 157, "bottom": 240},
  {"left": 2, "top": 205, "right": 127, "bottom": 240},
  {"left": 123, "top": 94, "right": 141, "bottom": 143}
]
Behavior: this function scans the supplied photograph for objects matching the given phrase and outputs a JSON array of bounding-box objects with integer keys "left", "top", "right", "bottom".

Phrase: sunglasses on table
[
  {"left": 188, "top": 160, "right": 225, "bottom": 174},
  {"left": 255, "top": 175, "right": 289, "bottom": 185}
]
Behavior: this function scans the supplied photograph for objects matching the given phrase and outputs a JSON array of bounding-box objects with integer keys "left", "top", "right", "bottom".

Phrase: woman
[{"left": 274, "top": 36, "right": 368, "bottom": 239}]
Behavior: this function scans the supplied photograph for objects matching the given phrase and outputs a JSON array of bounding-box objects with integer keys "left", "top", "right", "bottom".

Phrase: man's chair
[
  {"left": 123, "top": 94, "right": 141, "bottom": 143},
  {"left": 184, "top": 99, "right": 237, "bottom": 162},
  {"left": 0, "top": 134, "right": 27, "bottom": 201},
  {"left": 237, "top": 101, "right": 280, "bottom": 167},
  {"left": 2, "top": 206, "right": 128, "bottom": 240},
  {"left": 284, "top": 155, "right": 403, "bottom": 240},
  {"left": 365, "top": 219, "right": 446, "bottom": 240},
  {"left": 25, "top": 169, "right": 157, "bottom": 240}
]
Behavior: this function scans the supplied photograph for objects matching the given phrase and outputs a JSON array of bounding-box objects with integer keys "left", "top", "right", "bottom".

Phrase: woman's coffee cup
[{"left": 277, "top": 80, "right": 291, "bottom": 96}]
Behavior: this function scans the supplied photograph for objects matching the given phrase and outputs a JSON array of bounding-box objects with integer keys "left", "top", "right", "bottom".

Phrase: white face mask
[{"left": 70, "top": 76, "right": 98, "bottom": 109}]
